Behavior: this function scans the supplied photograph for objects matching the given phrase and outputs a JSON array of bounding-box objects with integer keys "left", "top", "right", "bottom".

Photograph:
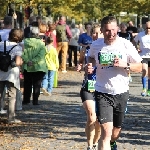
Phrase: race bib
[
  {"left": 88, "top": 80, "right": 96, "bottom": 91},
  {"left": 99, "top": 52, "right": 122, "bottom": 65}
]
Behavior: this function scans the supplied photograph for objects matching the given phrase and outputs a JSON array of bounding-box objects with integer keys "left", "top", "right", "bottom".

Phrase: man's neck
[
  {"left": 104, "top": 40, "right": 117, "bottom": 45},
  {"left": 121, "top": 31, "right": 126, "bottom": 33},
  {"left": 87, "top": 32, "right": 91, "bottom": 36},
  {"left": 146, "top": 31, "right": 150, "bottom": 35}
]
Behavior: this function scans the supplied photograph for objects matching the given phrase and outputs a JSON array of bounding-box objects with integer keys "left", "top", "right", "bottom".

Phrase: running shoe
[
  {"left": 110, "top": 141, "right": 117, "bottom": 150},
  {"left": 62, "top": 70, "right": 67, "bottom": 73},
  {"left": 147, "top": 90, "right": 150, "bottom": 96},
  {"left": 87, "top": 146, "right": 93, "bottom": 150},
  {"left": 141, "top": 88, "right": 147, "bottom": 97},
  {"left": 8, "top": 119, "right": 21, "bottom": 124},
  {"left": 92, "top": 143, "right": 98, "bottom": 150},
  {"left": 41, "top": 88, "right": 50, "bottom": 96}
]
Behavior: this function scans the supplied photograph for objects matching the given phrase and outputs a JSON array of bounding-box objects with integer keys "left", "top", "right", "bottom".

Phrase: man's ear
[{"left": 100, "top": 28, "right": 102, "bottom": 33}]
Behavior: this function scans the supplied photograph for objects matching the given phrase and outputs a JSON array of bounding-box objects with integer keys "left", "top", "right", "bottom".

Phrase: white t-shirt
[
  {"left": 134, "top": 31, "right": 150, "bottom": 58},
  {"left": 69, "top": 28, "right": 80, "bottom": 46},
  {"left": 0, "top": 29, "right": 11, "bottom": 41},
  {"left": 89, "top": 37, "right": 142, "bottom": 95},
  {"left": 0, "top": 41, "right": 22, "bottom": 60},
  {"left": 0, "top": 41, "right": 23, "bottom": 90}
]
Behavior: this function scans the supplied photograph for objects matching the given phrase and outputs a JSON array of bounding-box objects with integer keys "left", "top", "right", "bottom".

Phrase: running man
[
  {"left": 134, "top": 21, "right": 150, "bottom": 96},
  {"left": 87, "top": 16, "right": 142, "bottom": 150}
]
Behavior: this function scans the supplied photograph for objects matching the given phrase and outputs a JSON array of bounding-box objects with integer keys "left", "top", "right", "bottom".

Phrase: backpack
[
  {"left": 0, "top": 41, "right": 17, "bottom": 72},
  {"left": 56, "top": 24, "right": 67, "bottom": 42}
]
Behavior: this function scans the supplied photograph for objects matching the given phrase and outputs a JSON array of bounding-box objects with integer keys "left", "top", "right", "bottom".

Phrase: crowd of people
[{"left": 0, "top": 13, "right": 150, "bottom": 150}]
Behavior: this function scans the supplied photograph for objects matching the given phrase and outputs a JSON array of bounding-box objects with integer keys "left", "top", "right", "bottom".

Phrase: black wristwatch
[{"left": 125, "top": 63, "right": 130, "bottom": 70}]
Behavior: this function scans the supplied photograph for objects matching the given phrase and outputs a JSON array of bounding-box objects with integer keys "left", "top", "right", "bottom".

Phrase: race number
[
  {"left": 99, "top": 53, "right": 122, "bottom": 65},
  {"left": 88, "top": 80, "right": 96, "bottom": 91}
]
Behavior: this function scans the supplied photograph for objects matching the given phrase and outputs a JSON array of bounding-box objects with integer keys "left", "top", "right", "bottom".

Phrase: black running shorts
[
  {"left": 80, "top": 88, "right": 95, "bottom": 103},
  {"left": 95, "top": 91, "right": 129, "bottom": 128},
  {"left": 142, "top": 58, "right": 150, "bottom": 67}
]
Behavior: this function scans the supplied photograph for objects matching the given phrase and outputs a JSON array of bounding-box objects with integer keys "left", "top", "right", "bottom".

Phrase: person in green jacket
[
  {"left": 22, "top": 26, "right": 47, "bottom": 105},
  {"left": 41, "top": 36, "right": 59, "bottom": 96}
]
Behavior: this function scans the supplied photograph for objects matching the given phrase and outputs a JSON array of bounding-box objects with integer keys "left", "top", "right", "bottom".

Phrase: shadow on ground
[{"left": 119, "top": 95, "right": 150, "bottom": 145}]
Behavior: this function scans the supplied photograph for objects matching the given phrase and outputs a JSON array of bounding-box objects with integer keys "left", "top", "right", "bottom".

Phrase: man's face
[
  {"left": 146, "top": 22, "right": 150, "bottom": 33},
  {"left": 93, "top": 27, "right": 100, "bottom": 34},
  {"left": 129, "top": 21, "right": 133, "bottom": 27},
  {"left": 86, "top": 25, "right": 92, "bottom": 32},
  {"left": 101, "top": 22, "right": 118, "bottom": 44},
  {"left": 120, "top": 24, "right": 127, "bottom": 32}
]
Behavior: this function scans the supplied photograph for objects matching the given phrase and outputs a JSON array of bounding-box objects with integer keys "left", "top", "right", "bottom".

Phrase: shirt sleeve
[
  {"left": 88, "top": 43, "right": 95, "bottom": 59},
  {"left": 13, "top": 46, "right": 23, "bottom": 56},
  {"left": 125, "top": 40, "right": 142, "bottom": 63},
  {"left": 129, "top": 32, "right": 133, "bottom": 42},
  {"left": 66, "top": 25, "right": 72, "bottom": 39},
  {"left": 134, "top": 33, "right": 139, "bottom": 43},
  {"left": 78, "top": 34, "right": 83, "bottom": 44}
]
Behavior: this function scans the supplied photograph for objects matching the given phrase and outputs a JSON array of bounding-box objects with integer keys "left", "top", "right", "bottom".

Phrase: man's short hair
[
  {"left": 101, "top": 16, "right": 117, "bottom": 28},
  {"left": 30, "top": 26, "right": 39, "bottom": 35},
  {"left": 120, "top": 22, "right": 127, "bottom": 27},
  {"left": 3, "top": 16, "right": 12, "bottom": 26},
  {"left": 71, "top": 23, "right": 75, "bottom": 28},
  {"left": 29, "top": 16, "right": 36, "bottom": 25}
]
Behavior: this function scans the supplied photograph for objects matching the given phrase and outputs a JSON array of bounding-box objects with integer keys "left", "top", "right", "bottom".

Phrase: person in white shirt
[
  {"left": 0, "top": 16, "right": 12, "bottom": 41},
  {"left": 87, "top": 16, "right": 142, "bottom": 150},
  {"left": 134, "top": 21, "right": 150, "bottom": 96},
  {"left": 68, "top": 23, "right": 80, "bottom": 67},
  {"left": 0, "top": 29, "right": 23, "bottom": 124}
]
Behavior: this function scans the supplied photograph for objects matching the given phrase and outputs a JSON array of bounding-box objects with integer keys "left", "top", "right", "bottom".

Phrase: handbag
[{"left": 0, "top": 41, "right": 17, "bottom": 72}]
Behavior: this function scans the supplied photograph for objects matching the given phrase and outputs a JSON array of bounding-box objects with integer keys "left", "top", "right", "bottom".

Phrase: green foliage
[{"left": 0, "top": 0, "right": 150, "bottom": 22}]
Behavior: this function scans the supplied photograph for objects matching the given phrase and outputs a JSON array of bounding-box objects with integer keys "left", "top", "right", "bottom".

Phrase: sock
[
  {"left": 110, "top": 141, "right": 116, "bottom": 145},
  {"left": 142, "top": 77, "right": 147, "bottom": 89},
  {"left": 93, "top": 143, "right": 98, "bottom": 147},
  {"left": 148, "top": 79, "right": 150, "bottom": 90},
  {"left": 93, "top": 143, "right": 98, "bottom": 146},
  {"left": 87, "top": 146, "right": 92, "bottom": 149}
]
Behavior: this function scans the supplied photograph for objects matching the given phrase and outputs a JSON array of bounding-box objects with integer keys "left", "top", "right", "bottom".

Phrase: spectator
[
  {"left": 0, "top": 16, "right": 12, "bottom": 41},
  {"left": 41, "top": 36, "right": 59, "bottom": 96},
  {"left": 68, "top": 23, "right": 80, "bottom": 67},
  {"left": 0, "top": 21, "right": 4, "bottom": 30},
  {"left": 118, "top": 23, "right": 133, "bottom": 42},
  {"left": 126, "top": 21, "right": 138, "bottom": 37},
  {"left": 137, "top": 24, "right": 144, "bottom": 33},
  {"left": 24, "top": 16, "right": 37, "bottom": 38},
  {"left": 45, "top": 23, "right": 57, "bottom": 48},
  {"left": 56, "top": 16, "right": 72, "bottom": 73},
  {"left": 22, "top": 26, "right": 47, "bottom": 105},
  {"left": 79, "top": 23, "right": 85, "bottom": 34},
  {"left": 0, "top": 29, "right": 23, "bottom": 123},
  {"left": 39, "top": 21, "right": 47, "bottom": 42}
]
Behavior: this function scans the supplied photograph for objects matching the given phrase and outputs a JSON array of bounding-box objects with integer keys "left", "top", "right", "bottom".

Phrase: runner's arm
[
  {"left": 133, "top": 33, "right": 140, "bottom": 52},
  {"left": 132, "top": 39, "right": 139, "bottom": 50},
  {"left": 129, "top": 62, "right": 142, "bottom": 72}
]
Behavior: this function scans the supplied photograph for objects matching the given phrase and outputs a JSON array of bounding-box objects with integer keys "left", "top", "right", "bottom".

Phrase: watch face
[{"left": 127, "top": 63, "right": 130, "bottom": 70}]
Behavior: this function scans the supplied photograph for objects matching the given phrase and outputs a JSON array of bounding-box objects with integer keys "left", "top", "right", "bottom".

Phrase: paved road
[{"left": 0, "top": 71, "right": 150, "bottom": 150}]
